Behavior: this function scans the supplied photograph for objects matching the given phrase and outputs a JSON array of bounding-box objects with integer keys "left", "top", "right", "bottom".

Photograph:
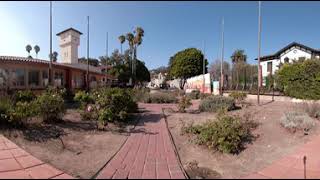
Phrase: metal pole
[
  {"left": 86, "top": 16, "right": 90, "bottom": 92},
  {"left": 203, "top": 40, "right": 206, "bottom": 93},
  {"left": 220, "top": 17, "right": 225, "bottom": 95},
  {"left": 49, "top": 1, "right": 52, "bottom": 87},
  {"left": 257, "top": 1, "right": 262, "bottom": 105}
]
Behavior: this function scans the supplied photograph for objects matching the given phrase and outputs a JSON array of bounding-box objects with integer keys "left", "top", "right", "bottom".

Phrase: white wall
[{"left": 261, "top": 47, "right": 312, "bottom": 78}]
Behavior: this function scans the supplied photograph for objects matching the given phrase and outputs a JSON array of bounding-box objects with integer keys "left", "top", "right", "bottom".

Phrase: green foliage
[
  {"left": 275, "top": 59, "right": 320, "bottom": 100},
  {"left": 229, "top": 91, "right": 247, "bottom": 106},
  {"left": 182, "top": 113, "right": 256, "bottom": 154},
  {"left": 0, "top": 97, "right": 13, "bottom": 124},
  {"left": 187, "top": 90, "right": 201, "bottom": 100},
  {"left": 144, "top": 92, "right": 178, "bottom": 104},
  {"left": 280, "top": 111, "right": 315, "bottom": 132},
  {"left": 199, "top": 96, "right": 235, "bottom": 112},
  {"left": 129, "top": 88, "right": 150, "bottom": 102},
  {"left": 74, "top": 91, "right": 94, "bottom": 107},
  {"left": 177, "top": 96, "right": 192, "bottom": 113},
  {"left": 79, "top": 88, "right": 137, "bottom": 128},
  {"left": 199, "top": 93, "right": 212, "bottom": 100},
  {"left": 8, "top": 101, "right": 38, "bottom": 125},
  {"left": 14, "top": 90, "right": 36, "bottom": 103},
  {"left": 35, "top": 91, "right": 66, "bottom": 123},
  {"left": 298, "top": 102, "right": 320, "bottom": 119},
  {"left": 168, "top": 48, "right": 208, "bottom": 89}
]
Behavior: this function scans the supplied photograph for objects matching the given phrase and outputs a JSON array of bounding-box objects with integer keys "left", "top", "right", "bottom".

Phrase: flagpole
[
  {"left": 49, "top": 1, "right": 53, "bottom": 86},
  {"left": 257, "top": 1, "right": 262, "bottom": 105},
  {"left": 220, "top": 17, "right": 225, "bottom": 96},
  {"left": 86, "top": 16, "right": 90, "bottom": 92},
  {"left": 203, "top": 40, "right": 206, "bottom": 93}
]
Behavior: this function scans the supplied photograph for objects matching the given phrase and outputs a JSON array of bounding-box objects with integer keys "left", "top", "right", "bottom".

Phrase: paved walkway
[
  {"left": 0, "top": 135, "right": 74, "bottom": 179},
  {"left": 243, "top": 134, "right": 320, "bottom": 179},
  {"left": 96, "top": 103, "right": 186, "bottom": 179}
]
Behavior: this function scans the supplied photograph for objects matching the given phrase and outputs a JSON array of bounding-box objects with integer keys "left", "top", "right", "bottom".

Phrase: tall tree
[
  {"left": 168, "top": 48, "right": 208, "bottom": 89},
  {"left": 231, "top": 49, "right": 247, "bottom": 64},
  {"left": 52, "top": 51, "right": 58, "bottom": 62},
  {"left": 78, "top": 57, "right": 99, "bottom": 67},
  {"left": 118, "top": 35, "right": 126, "bottom": 54},
  {"left": 25, "top": 44, "right": 32, "bottom": 57},
  {"left": 209, "top": 59, "right": 230, "bottom": 81},
  {"left": 34, "top": 45, "right": 40, "bottom": 58}
]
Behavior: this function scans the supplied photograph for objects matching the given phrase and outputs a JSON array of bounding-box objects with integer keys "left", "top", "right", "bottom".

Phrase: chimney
[{"left": 56, "top": 28, "right": 82, "bottom": 64}]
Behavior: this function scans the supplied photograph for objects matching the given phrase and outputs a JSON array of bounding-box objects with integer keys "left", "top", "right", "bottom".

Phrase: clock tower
[{"left": 56, "top": 28, "right": 82, "bottom": 64}]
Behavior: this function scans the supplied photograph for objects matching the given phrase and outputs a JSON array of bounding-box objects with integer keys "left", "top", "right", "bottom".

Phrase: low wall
[{"left": 224, "top": 93, "right": 320, "bottom": 104}]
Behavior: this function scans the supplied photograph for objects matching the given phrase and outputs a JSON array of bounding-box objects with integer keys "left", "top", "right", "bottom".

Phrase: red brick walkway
[
  {"left": 96, "top": 103, "right": 186, "bottom": 179},
  {"left": 243, "top": 135, "right": 320, "bottom": 179},
  {"left": 0, "top": 135, "right": 74, "bottom": 179}
]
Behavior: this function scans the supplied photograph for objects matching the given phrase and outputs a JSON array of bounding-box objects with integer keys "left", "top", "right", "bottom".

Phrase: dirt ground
[
  {"left": 0, "top": 109, "right": 137, "bottom": 179},
  {"left": 166, "top": 99, "right": 320, "bottom": 179}
]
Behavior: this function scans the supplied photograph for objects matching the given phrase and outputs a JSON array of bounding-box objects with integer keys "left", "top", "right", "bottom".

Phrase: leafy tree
[
  {"left": 168, "top": 48, "right": 208, "bottom": 89},
  {"left": 52, "top": 51, "right": 58, "bottom": 62},
  {"left": 135, "top": 60, "right": 150, "bottom": 84},
  {"left": 34, "top": 45, "right": 40, "bottom": 58},
  {"left": 78, "top": 57, "right": 100, "bottom": 67},
  {"left": 231, "top": 49, "right": 247, "bottom": 64}
]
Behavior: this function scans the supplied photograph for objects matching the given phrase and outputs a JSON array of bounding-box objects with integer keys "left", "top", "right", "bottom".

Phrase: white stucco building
[{"left": 257, "top": 42, "right": 320, "bottom": 85}]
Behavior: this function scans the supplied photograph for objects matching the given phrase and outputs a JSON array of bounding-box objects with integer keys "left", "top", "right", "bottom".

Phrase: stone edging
[{"left": 161, "top": 108, "right": 189, "bottom": 179}]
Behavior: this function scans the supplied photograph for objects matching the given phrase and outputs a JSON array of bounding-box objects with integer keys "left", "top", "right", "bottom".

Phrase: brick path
[
  {"left": 96, "top": 103, "right": 186, "bottom": 179},
  {"left": 243, "top": 135, "right": 320, "bottom": 179},
  {"left": 0, "top": 135, "right": 74, "bottom": 179}
]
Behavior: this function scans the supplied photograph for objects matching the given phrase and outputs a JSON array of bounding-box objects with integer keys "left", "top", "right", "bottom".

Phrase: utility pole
[
  {"left": 106, "top": 31, "right": 108, "bottom": 74},
  {"left": 203, "top": 40, "right": 206, "bottom": 93},
  {"left": 257, "top": 1, "right": 262, "bottom": 105},
  {"left": 86, "top": 16, "right": 90, "bottom": 92},
  {"left": 220, "top": 17, "right": 225, "bottom": 96},
  {"left": 49, "top": 1, "right": 53, "bottom": 86}
]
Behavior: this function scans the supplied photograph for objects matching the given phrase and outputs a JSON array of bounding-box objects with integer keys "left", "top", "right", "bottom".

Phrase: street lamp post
[
  {"left": 49, "top": 1, "right": 53, "bottom": 87},
  {"left": 257, "top": 1, "right": 262, "bottom": 105}
]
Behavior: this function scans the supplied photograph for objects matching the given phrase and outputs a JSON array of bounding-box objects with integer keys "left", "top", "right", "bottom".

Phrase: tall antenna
[
  {"left": 257, "top": 1, "right": 262, "bottom": 105},
  {"left": 49, "top": 1, "right": 52, "bottom": 86},
  {"left": 106, "top": 32, "right": 108, "bottom": 57},
  {"left": 220, "top": 17, "right": 225, "bottom": 95},
  {"left": 86, "top": 16, "right": 90, "bottom": 92}
]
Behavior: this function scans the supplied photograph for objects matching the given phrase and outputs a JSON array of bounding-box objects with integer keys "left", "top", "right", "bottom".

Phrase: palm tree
[
  {"left": 34, "top": 45, "right": 40, "bottom": 58},
  {"left": 231, "top": 49, "right": 247, "bottom": 64},
  {"left": 52, "top": 51, "right": 58, "bottom": 62},
  {"left": 26, "top": 45, "right": 32, "bottom": 57},
  {"left": 126, "top": 33, "right": 134, "bottom": 82},
  {"left": 118, "top": 35, "right": 125, "bottom": 54},
  {"left": 132, "top": 27, "right": 144, "bottom": 83},
  {"left": 231, "top": 49, "right": 247, "bottom": 90}
]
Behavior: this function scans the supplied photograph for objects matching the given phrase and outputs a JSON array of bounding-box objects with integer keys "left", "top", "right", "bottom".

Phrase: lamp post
[{"left": 257, "top": 1, "right": 262, "bottom": 105}]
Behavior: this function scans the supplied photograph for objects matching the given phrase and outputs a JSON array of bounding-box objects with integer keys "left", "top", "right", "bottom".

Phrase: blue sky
[{"left": 1, "top": 1, "right": 320, "bottom": 69}]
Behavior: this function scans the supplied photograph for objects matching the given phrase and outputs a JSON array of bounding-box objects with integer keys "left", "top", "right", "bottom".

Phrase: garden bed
[
  {"left": 165, "top": 99, "right": 320, "bottom": 178},
  {"left": 0, "top": 108, "right": 138, "bottom": 179}
]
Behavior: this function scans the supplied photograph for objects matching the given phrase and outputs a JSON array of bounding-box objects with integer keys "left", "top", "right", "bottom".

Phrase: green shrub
[
  {"left": 129, "top": 88, "right": 150, "bottom": 102},
  {"left": 94, "top": 88, "right": 137, "bottom": 124},
  {"left": 298, "top": 102, "right": 320, "bottom": 119},
  {"left": 229, "top": 91, "right": 247, "bottom": 106},
  {"left": 199, "top": 93, "right": 212, "bottom": 100},
  {"left": 183, "top": 114, "right": 255, "bottom": 154},
  {"left": 280, "top": 111, "right": 315, "bottom": 132},
  {"left": 0, "top": 97, "right": 13, "bottom": 124},
  {"left": 36, "top": 92, "right": 66, "bottom": 123},
  {"left": 187, "top": 90, "right": 201, "bottom": 100},
  {"left": 177, "top": 96, "right": 192, "bottom": 113},
  {"left": 80, "top": 104, "right": 99, "bottom": 121},
  {"left": 276, "top": 59, "right": 320, "bottom": 100},
  {"left": 8, "top": 101, "right": 38, "bottom": 126},
  {"left": 199, "top": 96, "right": 235, "bottom": 112},
  {"left": 74, "top": 91, "right": 94, "bottom": 107},
  {"left": 14, "top": 90, "right": 36, "bottom": 103},
  {"left": 144, "top": 92, "right": 178, "bottom": 104}
]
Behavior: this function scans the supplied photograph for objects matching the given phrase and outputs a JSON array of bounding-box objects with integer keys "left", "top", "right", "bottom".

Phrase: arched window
[{"left": 284, "top": 57, "right": 289, "bottom": 63}]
